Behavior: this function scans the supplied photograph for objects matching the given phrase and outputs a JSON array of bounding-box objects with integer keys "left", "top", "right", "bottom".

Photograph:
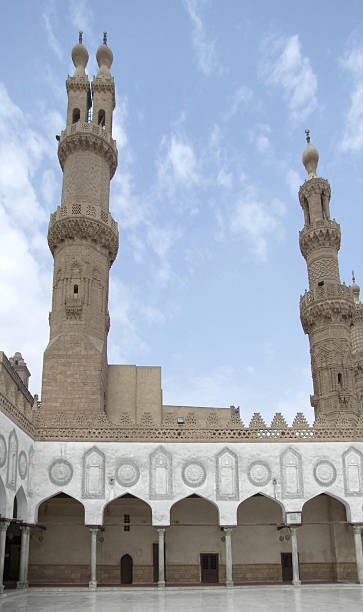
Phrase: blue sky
[{"left": 1, "top": 0, "right": 363, "bottom": 426}]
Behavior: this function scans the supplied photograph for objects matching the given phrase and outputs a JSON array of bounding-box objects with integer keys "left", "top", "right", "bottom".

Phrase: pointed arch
[
  {"left": 34, "top": 491, "right": 85, "bottom": 522},
  {"left": 216, "top": 447, "right": 239, "bottom": 500},
  {"left": 82, "top": 446, "right": 105, "bottom": 499},
  {"left": 170, "top": 493, "right": 220, "bottom": 525},
  {"left": 149, "top": 446, "right": 172, "bottom": 499},
  {"left": 102, "top": 492, "right": 152, "bottom": 523},
  {"left": 14, "top": 485, "right": 28, "bottom": 520},
  {"left": 0, "top": 475, "right": 6, "bottom": 517},
  {"left": 280, "top": 447, "right": 303, "bottom": 499},
  {"left": 302, "top": 491, "right": 351, "bottom": 522},
  {"left": 237, "top": 492, "right": 285, "bottom": 524}
]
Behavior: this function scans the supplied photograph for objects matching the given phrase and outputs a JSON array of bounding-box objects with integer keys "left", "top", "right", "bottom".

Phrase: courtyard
[{"left": 1, "top": 585, "right": 363, "bottom": 612}]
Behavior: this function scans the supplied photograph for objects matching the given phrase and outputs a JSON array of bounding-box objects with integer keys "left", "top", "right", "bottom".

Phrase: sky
[{"left": 1, "top": 0, "right": 363, "bottom": 427}]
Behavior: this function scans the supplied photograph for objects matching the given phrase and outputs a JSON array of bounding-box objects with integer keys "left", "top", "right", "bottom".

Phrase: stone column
[
  {"left": 157, "top": 528, "right": 165, "bottom": 587},
  {"left": 0, "top": 521, "right": 10, "bottom": 595},
  {"left": 17, "top": 526, "right": 30, "bottom": 589},
  {"left": 290, "top": 527, "right": 301, "bottom": 586},
  {"left": 89, "top": 528, "right": 99, "bottom": 590},
  {"left": 352, "top": 525, "right": 363, "bottom": 584},
  {"left": 223, "top": 528, "right": 233, "bottom": 587}
]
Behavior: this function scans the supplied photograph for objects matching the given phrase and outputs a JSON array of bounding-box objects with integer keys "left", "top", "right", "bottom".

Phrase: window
[
  {"left": 338, "top": 373, "right": 342, "bottom": 386},
  {"left": 124, "top": 514, "right": 130, "bottom": 531},
  {"left": 98, "top": 109, "right": 105, "bottom": 127},
  {"left": 73, "top": 284, "right": 78, "bottom": 295},
  {"left": 72, "top": 108, "right": 80, "bottom": 123}
]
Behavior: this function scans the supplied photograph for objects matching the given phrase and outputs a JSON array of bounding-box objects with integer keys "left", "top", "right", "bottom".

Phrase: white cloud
[
  {"left": 68, "top": 0, "right": 93, "bottom": 35},
  {"left": 341, "top": 48, "right": 363, "bottom": 152},
  {"left": 230, "top": 187, "right": 286, "bottom": 260},
  {"left": 224, "top": 85, "right": 253, "bottom": 121},
  {"left": 43, "top": 12, "right": 64, "bottom": 62},
  {"left": 158, "top": 135, "right": 200, "bottom": 193},
  {"left": 217, "top": 168, "right": 233, "bottom": 188},
  {"left": 184, "top": 0, "right": 223, "bottom": 76},
  {"left": 263, "top": 34, "right": 317, "bottom": 121}
]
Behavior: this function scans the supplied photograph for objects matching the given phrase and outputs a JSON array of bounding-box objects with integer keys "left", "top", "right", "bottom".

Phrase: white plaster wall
[
  {"left": 0, "top": 411, "right": 34, "bottom": 519},
  {"left": 24, "top": 437, "right": 363, "bottom": 525}
]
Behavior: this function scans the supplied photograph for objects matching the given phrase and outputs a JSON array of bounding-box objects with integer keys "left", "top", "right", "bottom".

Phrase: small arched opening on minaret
[
  {"left": 72, "top": 108, "right": 80, "bottom": 123},
  {"left": 338, "top": 372, "right": 343, "bottom": 387},
  {"left": 73, "top": 284, "right": 79, "bottom": 296},
  {"left": 98, "top": 109, "right": 105, "bottom": 127},
  {"left": 321, "top": 194, "right": 326, "bottom": 220}
]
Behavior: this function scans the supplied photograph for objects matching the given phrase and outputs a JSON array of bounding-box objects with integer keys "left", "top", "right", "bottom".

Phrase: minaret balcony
[
  {"left": 48, "top": 203, "right": 119, "bottom": 264},
  {"left": 299, "top": 219, "right": 341, "bottom": 258},
  {"left": 58, "top": 121, "right": 118, "bottom": 177},
  {"left": 300, "top": 283, "right": 355, "bottom": 332}
]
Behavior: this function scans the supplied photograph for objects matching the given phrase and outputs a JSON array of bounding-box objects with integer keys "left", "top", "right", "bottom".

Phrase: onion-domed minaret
[
  {"left": 41, "top": 34, "right": 119, "bottom": 418},
  {"left": 299, "top": 131, "right": 359, "bottom": 424}
]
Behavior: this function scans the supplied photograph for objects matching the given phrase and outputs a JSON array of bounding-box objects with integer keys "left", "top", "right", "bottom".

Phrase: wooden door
[
  {"left": 200, "top": 553, "right": 218, "bottom": 583},
  {"left": 281, "top": 552, "right": 293, "bottom": 581},
  {"left": 120, "top": 554, "right": 133, "bottom": 584},
  {"left": 153, "top": 543, "right": 158, "bottom": 582}
]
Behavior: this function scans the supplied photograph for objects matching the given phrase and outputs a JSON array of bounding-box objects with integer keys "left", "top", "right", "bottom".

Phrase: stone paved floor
[{"left": 0, "top": 585, "right": 363, "bottom": 612}]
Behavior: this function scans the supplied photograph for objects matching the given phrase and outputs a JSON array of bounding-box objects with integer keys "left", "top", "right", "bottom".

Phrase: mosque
[{"left": 0, "top": 35, "right": 362, "bottom": 592}]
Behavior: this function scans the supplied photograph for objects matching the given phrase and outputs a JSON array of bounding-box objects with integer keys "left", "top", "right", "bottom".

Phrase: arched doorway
[
  {"left": 301, "top": 493, "right": 354, "bottom": 582},
  {"left": 101, "top": 494, "right": 152, "bottom": 584},
  {"left": 4, "top": 496, "right": 21, "bottom": 587},
  {"left": 235, "top": 494, "right": 285, "bottom": 583},
  {"left": 169, "top": 494, "right": 220, "bottom": 584},
  {"left": 29, "top": 493, "right": 88, "bottom": 584},
  {"left": 120, "top": 554, "right": 133, "bottom": 584}
]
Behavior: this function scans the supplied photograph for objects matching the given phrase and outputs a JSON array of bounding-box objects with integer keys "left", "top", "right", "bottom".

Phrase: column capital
[
  {"left": 223, "top": 527, "right": 234, "bottom": 535},
  {"left": 156, "top": 527, "right": 166, "bottom": 534},
  {"left": 20, "top": 525, "right": 30, "bottom": 534},
  {"left": 352, "top": 525, "right": 363, "bottom": 535},
  {"left": 89, "top": 527, "right": 99, "bottom": 534},
  {"left": 0, "top": 521, "right": 10, "bottom": 533}
]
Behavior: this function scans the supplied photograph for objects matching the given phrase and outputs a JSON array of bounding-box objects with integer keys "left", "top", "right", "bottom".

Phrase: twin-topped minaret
[
  {"left": 299, "top": 132, "right": 362, "bottom": 424},
  {"left": 41, "top": 34, "right": 119, "bottom": 416}
]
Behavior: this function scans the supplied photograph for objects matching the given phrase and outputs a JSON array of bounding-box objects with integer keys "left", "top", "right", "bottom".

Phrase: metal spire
[
  {"left": 305, "top": 129, "right": 310, "bottom": 144},
  {"left": 79, "top": 31, "right": 83, "bottom": 44},
  {"left": 103, "top": 32, "right": 107, "bottom": 45}
]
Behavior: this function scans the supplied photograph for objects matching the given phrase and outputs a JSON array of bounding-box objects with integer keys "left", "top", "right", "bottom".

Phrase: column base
[
  {"left": 226, "top": 581, "right": 234, "bottom": 588},
  {"left": 88, "top": 581, "right": 97, "bottom": 590},
  {"left": 16, "top": 582, "right": 29, "bottom": 590},
  {"left": 292, "top": 580, "right": 301, "bottom": 586},
  {"left": 0, "top": 585, "right": 5, "bottom": 595},
  {"left": 158, "top": 581, "right": 165, "bottom": 587}
]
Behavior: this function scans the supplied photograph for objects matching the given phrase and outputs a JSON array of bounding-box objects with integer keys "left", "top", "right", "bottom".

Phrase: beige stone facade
[{"left": 0, "top": 37, "right": 363, "bottom": 593}]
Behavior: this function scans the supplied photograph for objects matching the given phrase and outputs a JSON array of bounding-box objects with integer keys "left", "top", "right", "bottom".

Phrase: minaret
[
  {"left": 41, "top": 34, "right": 119, "bottom": 417},
  {"left": 299, "top": 132, "right": 359, "bottom": 424},
  {"left": 351, "top": 274, "right": 363, "bottom": 412}
]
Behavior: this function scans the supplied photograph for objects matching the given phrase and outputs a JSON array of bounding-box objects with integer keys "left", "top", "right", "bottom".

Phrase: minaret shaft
[
  {"left": 299, "top": 141, "right": 358, "bottom": 424},
  {"left": 41, "top": 38, "right": 118, "bottom": 417}
]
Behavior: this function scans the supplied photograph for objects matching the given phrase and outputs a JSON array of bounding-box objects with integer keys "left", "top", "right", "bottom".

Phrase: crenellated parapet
[{"left": 299, "top": 219, "right": 341, "bottom": 259}]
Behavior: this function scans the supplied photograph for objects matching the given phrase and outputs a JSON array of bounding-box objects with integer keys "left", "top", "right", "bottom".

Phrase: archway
[
  {"left": 29, "top": 493, "right": 88, "bottom": 584},
  {"left": 168, "top": 494, "right": 220, "bottom": 584},
  {"left": 0, "top": 476, "right": 6, "bottom": 517},
  {"left": 101, "top": 494, "right": 152, "bottom": 584},
  {"left": 301, "top": 493, "right": 354, "bottom": 582},
  {"left": 3, "top": 495, "right": 21, "bottom": 587},
  {"left": 235, "top": 494, "right": 285, "bottom": 583}
]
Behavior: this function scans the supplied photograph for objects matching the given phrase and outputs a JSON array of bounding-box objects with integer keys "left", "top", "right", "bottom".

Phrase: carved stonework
[
  {"left": 49, "top": 458, "right": 73, "bottom": 487},
  {"left": 58, "top": 129, "right": 117, "bottom": 178},
  {"left": 270, "top": 413, "right": 288, "bottom": 429},
  {"left": 280, "top": 448, "right": 303, "bottom": 499},
  {"left": 6, "top": 430, "right": 18, "bottom": 490},
  {"left": 247, "top": 460, "right": 271, "bottom": 487},
  {"left": 343, "top": 447, "right": 363, "bottom": 496},
  {"left": 182, "top": 461, "right": 206, "bottom": 488},
  {"left": 0, "top": 434, "right": 6, "bottom": 468},
  {"left": 149, "top": 447, "right": 172, "bottom": 499},
  {"left": 82, "top": 447, "right": 105, "bottom": 499},
  {"left": 116, "top": 460, "right": 140, "bottom": 487},
  {"left": 313, "top": 460, "right": 337, "bottom": 487},
  {"left": 216, "top": 448, "right": 239, "bottom": 500},
  {"left": 249, "top": 413, "right": 267, "bottom": 429},
  {"left": 292, "top": 413, "right": 310, "bottom": 428},
  {"left": 18, "top": 451, "right": 28, "bottom": 480}
]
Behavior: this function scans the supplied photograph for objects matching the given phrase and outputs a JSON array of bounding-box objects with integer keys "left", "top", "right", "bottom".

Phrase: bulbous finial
[
  {"left": 71, "top": 32, "right": 89, "bottom": 76},
  {"left": 96, "top": 32, "right": 113, "bottom": 77},
  {"left": 302, "top": 129, "right": 319, "bottom": 180},
  {"left": 352, "top": 270, "right": 360, "bottom": 304}
]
